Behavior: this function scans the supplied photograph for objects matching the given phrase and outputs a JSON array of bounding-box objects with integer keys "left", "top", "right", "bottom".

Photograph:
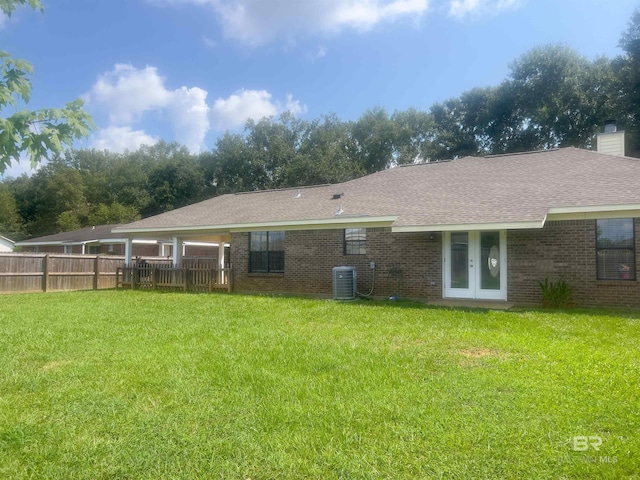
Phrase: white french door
[{"left": 443, "top": 231, "right": 507, "bottom": 300}]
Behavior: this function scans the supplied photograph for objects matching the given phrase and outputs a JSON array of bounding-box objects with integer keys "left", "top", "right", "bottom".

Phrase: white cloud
[
  {"left": 85, "top": 64, "right": 172, "bottom": 124},
  {"left": 86, "top": 64, "right": 305, "bottom": 148},
  {"left": 283, "top": 94, "right": 307, "bottom": 117},
  {"left": 149, "top": 0, "right": 429, "bottom": 45},
  {"left": 307, "top": 45, "right": 327, "bottom": 62},
  {"left": 448, "top": 0, "right": 522, "bottom": 18},
  {"left": 85, "top": 64, "right": 210, "bottom": 152},
  {"left": 211, "top": 89, "right": 306, "bottom": 129},
  {"left": 90, "top": 126, "right": 159, "bottom": 153},
  {"left": 202, "top": 35, "right": 217, "bottom": 48},
  {"left": 0, "top": 156, "right": 40, "bottom": 179},
  {"left": 170, "top": 86, "right": 210, "bottom": 153}
]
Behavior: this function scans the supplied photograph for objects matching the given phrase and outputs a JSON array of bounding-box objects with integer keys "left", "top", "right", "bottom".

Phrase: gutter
[{"left": 111, "top": 216, "right": 398, "bottom": 235}]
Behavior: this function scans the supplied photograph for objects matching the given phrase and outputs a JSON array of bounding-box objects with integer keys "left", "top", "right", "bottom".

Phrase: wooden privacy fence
[
  {"left": 0, "top": 253, "right": 125, "bottom": 293},
  {"left": 116, "top": 265, "right": 232, "bottom": 293},
  {"left": 0, "top": 253, "right": 231, "bottom": 294}
]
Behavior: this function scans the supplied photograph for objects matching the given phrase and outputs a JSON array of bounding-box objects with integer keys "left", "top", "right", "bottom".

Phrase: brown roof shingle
[
  {"left": 114, "top": 148, "right": 640, "bottom": 234},
  {"left": 17, "top": 224, "right": 124, "bottom": 245}
]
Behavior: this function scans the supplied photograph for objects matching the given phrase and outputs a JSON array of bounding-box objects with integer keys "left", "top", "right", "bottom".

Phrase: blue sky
[{"left": 1, "top": 0, "right": 639, "bottom": 176}]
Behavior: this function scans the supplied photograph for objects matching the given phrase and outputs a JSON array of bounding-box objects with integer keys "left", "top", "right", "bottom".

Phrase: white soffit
[
  {"left": 392, "top": 220, "right": 545, "bottom": 233},
  {"left": 546, "top": 204, "right": 640, "bottom": 221}
]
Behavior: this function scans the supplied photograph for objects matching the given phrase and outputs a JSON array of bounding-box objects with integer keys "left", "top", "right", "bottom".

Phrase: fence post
[
  {"left": 227, "top": 268, "right": 233, "bottom": 293},
  {"left": 183, "top": 268, "right": 188, "bottom": 292},
  {"left": 42, "top": 254, "right": 49, "bottom": 292},
  {"left": 93, "top": 256, "right": 100, "bottom": 290},
  {"left": 152, "top": 267, "right": 158, "bottom": 290},
  {"left": 132, "top": 267, "right": 138, "bottom": 290}
]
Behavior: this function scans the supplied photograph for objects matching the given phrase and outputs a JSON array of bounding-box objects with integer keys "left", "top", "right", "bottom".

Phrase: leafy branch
[{"left": 0, "top": 1, "right": 95, "bottom": 173}]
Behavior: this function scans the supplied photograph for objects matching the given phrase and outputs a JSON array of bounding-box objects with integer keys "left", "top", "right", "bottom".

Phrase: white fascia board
[
  {"left": 183, "top": 241, "right": 219, "bottom": 247},
  {"left": 96, "top": 238, "right": 129, "bottom": 244},
  {"left": 392, "top": 220, "right": 545, "bottom": 233},
  {"left": 112, "top": 216, "right": 398, "bottom": 235},
  {"left": 546, "top": 204, "right": 640, "bottom": 221},
  {"left": 16, "top": 238, "right": 130, "bottom": 247},
  {"left": 15, "top": 240, "right": 66, "bottom": 247}
]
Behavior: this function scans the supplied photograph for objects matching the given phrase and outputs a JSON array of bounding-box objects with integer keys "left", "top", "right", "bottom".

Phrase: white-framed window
[
  {"left": 344, "top": 228, "right": 366, "bottom": 255},
  {"left": 249, "top": 231, "right": 285, "bottom": 273},
  {"left": 596, "top": 218, "right": 635, "bottom": 280}
]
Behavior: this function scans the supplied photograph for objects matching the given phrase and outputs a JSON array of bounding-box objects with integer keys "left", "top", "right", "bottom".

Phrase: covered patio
[{"left": 117, "top": 232, "right": 232, "bottom": 292}]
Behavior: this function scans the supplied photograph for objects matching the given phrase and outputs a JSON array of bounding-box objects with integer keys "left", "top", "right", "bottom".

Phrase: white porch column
[
  {"left": 124, "top": 238, "right": 133, "bottom": 266},
  {"left": 81, "top": 243, "right": 86, "bottom": 255},
  {"left": 172, "top": 237, "right": 183, "bottom": 266},
  {"left": 218, "top": 242, "right": 226, "bottom": 284}
]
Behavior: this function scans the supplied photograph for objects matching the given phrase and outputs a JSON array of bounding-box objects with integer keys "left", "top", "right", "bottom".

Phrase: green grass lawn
[{"left": 0, "top": 291, "right": 638, "bottom": 479}]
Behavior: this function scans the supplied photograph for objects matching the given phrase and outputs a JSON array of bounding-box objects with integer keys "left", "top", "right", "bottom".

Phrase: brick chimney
[{"left": 596, "top": 120, "right": 626, "bottom": 156}]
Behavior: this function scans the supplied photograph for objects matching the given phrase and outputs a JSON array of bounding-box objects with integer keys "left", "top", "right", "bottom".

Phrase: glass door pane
[
  {"left": 451, "top": 232, "right": 469, "bottom": 289},
  {"left": 480, "top": 231, "right": 500, "bottom": 290}
]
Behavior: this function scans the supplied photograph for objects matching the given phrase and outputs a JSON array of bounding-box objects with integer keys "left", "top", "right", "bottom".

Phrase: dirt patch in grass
[
  {"left": 459, "top": 348, "right": 498, "bottom": 358},
  {"left": 39, "top": 360, "right": 72, "bottom": 371},
  {"left": 457, "top": 348, "right": 509, "bottom": 367}
]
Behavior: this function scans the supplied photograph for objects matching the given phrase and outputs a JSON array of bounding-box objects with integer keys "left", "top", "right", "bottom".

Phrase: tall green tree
[
  {"left": 350, "top": 107, "right": 396, "bottom": 173},
  {"left": 145, "top": 144, "right": 207, "bottom": 215},
  {"left": 389, "top": 108, "right": 436, "bottom": 164},
  {"left": 427, "top": 98, "right": 479, "bottom": 160},
  {"left": 87, "top": 202, "right": 140, "bottom": 226},
  {"left": 507, "top": 44, "right": 613, "bottom": 150},
  {"left": 0, "top": 183, "right": 23, "bottom": 239},
  {"left": 0, "top": 0, "right": 94, "bottom": 174},
  {"left": 615, "top": 7, "right": 640, "bottom": 156}
]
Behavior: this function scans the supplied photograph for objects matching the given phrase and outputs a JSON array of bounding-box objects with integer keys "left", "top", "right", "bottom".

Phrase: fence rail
[
  {"left": 0, "top": 253, "right": 231, "bottom": 294},
  {"left": 116, "top": 265, "right": 232, "bottom": 293}
]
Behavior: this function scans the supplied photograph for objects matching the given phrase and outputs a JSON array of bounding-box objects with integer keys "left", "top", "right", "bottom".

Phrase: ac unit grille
[{"left": 333, "top": 266, "right": 357, "bottom": 300}]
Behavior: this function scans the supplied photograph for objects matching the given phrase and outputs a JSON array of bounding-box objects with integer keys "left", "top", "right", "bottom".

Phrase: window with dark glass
[
  {"left": 344, "top": 228, "right": 366, "bottom": 255},
  {"left": 596, "top": 219, "right": 635, "bottom": 280},
  {"left": 249, "top": 231, "right": 284, "bottom": 273}
]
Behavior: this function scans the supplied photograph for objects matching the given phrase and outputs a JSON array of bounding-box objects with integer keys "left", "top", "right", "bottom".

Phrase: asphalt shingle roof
[
  {"left": 17, "top": 224, "right": 124, "bottom": 245},
  {"left": 114, "top": 148, "right": 640, "bottom": 233}
]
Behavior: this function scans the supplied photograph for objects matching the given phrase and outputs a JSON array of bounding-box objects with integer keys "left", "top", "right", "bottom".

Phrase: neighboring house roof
[
  {"left": 15, "top": 224, "right": 133, "bottom": 247},
  {"left": 113, "top": 148, "right": 640, "bottom": 236},
  {"left": 0, "top": 236, "right": 15, "bottom": 252}
]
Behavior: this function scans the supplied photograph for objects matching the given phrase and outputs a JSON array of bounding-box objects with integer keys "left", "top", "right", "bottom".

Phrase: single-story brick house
[
  {"left": 112, "top": 128, "right": 640, "bottom": 307},
  {"left": 15, "top": 224, "right": 221, "bottom": 258}
]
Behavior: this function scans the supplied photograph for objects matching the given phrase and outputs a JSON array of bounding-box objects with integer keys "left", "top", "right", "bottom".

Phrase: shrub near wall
[{"left": 508, "top": 220, "right": 640, "bottom": 308}]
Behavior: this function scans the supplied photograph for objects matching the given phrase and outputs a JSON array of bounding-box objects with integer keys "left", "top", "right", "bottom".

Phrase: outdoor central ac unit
[{"left": 332, "top": 266, "right": 357, "bottom": 300}]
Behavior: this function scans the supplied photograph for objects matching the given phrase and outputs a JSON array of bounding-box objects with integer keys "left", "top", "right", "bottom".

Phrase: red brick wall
[
  {"left": 508, "top": 219, "right": 640, "bottom": 307},
  {"left": 230, "top": 228, "right": 442, "bottom": 299},
  {"left": 184, "top": 245, "right": 217, "bottom": 257},
  {"left": 231, "top": 221, "right": 640, "bottom": 307},
  {"left": 131, "top": 244, "right": 162, "bottom": 257},
  {"left": 21, "top": 246, "right": 65, "bottom": 254}
]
